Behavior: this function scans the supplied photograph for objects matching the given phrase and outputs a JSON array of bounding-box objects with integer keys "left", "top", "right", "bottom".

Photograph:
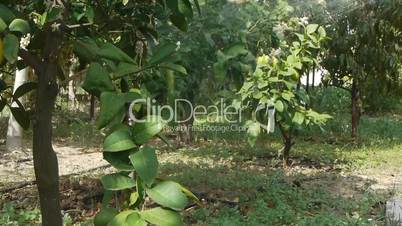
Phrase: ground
[{"left": 0, "top": 113, "right": 401, "bottom": 225}]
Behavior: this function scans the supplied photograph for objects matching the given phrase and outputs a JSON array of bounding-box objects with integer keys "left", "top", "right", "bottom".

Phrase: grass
[{"left": 155, "top": 111, "right": 402, "bottom": 225}]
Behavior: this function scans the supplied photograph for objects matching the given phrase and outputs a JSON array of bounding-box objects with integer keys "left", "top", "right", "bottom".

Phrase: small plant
[
  {"left": 94, "top": 114, "right": 199, "bottom": 226},
  {"left": 75, "top": 40, "right": 200, "bottom": 225},
  {"left": 0, "top": 203, "right": 41, "bottom": 226}
]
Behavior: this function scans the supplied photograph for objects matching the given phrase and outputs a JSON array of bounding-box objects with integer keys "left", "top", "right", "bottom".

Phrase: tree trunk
[
  {"left": 31, "top": 26, "right": 63, "bottom": 226},
  {"left": 279, "top": 125, "right": 292, "bottom": 168},
  {"left": 351, "top": 78, "right": 360, "bottom": 139},
  {"left": 90, "top": 94, "right": 95, "bottom": 121},
  {"left": 68, "top": 61, "right": 76, "bottom": 111},
  {"left": 312, "top": 64, "right": 315, "bottom": 90},
  {"left": 179, "top": 116, "right": 194, "bottom": 144},
  {"left": 297, "top": 80, "right": 301, "bottom": 91},
  {"left": 306, "top": 69, "right": 310, "bottom": 93},
  {"left": 33, "top": 64, "right": 62, "bottom": 226},
  {"left": 6, "top": 67, "right": 28, "bottom": 151}
]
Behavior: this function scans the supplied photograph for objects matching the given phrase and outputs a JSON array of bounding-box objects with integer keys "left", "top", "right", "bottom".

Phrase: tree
[
  {"left": 0, "top": 0, "right": 199, "bottom": 225},
  {"left": 290, "top": 0, "right": 402, "bottom": 138},
  {"left": 239, "top": 22, "right": 331, "bottom": 167},
  {"left": 146, "top": 0, "right": 292, "bottom": 143}
]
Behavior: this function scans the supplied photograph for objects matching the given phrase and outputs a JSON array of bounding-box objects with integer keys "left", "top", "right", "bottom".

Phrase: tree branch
[
  {"left": 66, "top": 22, "right": 94, "bottom": 29},
  {"left": 59, "top": 69, "right": 87, "bottom": 87}
]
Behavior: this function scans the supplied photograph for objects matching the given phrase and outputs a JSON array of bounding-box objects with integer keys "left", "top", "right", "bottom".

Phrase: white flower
[
  {"left": 176, "top": 41, "right": 181, "bottom": 51},
  {"left": 300, "top": 17, "right": 309, "bottom": 25}
]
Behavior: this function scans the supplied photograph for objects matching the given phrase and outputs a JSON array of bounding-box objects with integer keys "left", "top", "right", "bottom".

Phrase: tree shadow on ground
[{"left": 159, "top": 159, "right": 391, "bottom": 225}]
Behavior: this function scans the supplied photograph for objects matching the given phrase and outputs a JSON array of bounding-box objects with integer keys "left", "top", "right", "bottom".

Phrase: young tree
[
  {"left": 0, "top": 1, "right": 199, "bottom": 225},
  {"left": 239, "top": 22, "right": 331, "bottom": 167}
]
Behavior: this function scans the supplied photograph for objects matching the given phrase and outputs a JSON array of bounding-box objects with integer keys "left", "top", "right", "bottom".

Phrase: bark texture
[
  {"left": 279, "top": 125, "right": 293, "bottom": 168},
  {"left": 31, "top": 27, "right": 63, "bottom": 226},
  {"left": 351, "top": 78, "right": 360, "bottom": 139}
]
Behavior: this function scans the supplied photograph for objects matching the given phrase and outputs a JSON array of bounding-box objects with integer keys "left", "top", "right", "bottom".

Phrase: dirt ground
[
  {"left": 1, "top": 141, "right": 401, "bottom": 194},
  {"left": 0, "top": 143, "right": 109, "bottom": 187}
]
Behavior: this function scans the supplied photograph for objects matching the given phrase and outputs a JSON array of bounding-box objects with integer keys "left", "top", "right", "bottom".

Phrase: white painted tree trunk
[
  {"left": 6, "top": 67, "right": 28, "bottom": 151},
  {"left": 68, "top": 64, "right": 76, "bottom": 111}
]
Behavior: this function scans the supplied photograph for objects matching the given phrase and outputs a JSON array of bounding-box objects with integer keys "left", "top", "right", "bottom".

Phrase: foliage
[{"left": 147, "top": 0, "right": 293, "bottom": 111}]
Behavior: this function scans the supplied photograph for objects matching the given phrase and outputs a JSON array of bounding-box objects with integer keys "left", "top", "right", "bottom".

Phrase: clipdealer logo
[{"left": 128, "top": 98, "right": 275, "bottom": 132}]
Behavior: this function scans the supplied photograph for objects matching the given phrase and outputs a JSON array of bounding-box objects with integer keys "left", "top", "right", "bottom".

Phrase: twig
[
  {"left": 59, "top": 69, "right": 87, "bottom": 87},
  {"left": 66, "top": 23, "right": 94, "bottom": 29}
]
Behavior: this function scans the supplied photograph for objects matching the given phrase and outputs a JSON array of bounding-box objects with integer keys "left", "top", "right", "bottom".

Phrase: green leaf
[
  {"left": 122, "top": 0, "right": 129, "bottom": 5},
  {"left": 113, "top": 62, "right": 139, "bottom": 79},
  {"left": 0, "top": 4, "right": 15, "bottom": 24},
  {"left": 104, "top": 129, "right": 136, "bottom": 152},
  {"left": 85, "top": 6, "right": 95, "bottom": 23},
  {"left": 13, "top": 82, "right": 37, "bottom": 99},
  {"left": 318, "top": 26, "right": 326, "bottom": 37},
  {"left": 10, "top": 107, "right": 29, "bottom": 129},
  {"left": 97, "top": 42, "right": 135, "bottom": 64},
  {"left": 192, "top": 0, "right": 201, "bottom": 15},
  {"left": 82, "top": 63, "right": 115, "bottom": 97},
  {"left": 126, "top": 213, "right": 147, "bottom": 226},
  {"left": 74, "top": 38, "right": 99, "bottom": 62},
  {"left": 162, "top": 63, "right": 187, "bottom": 75},
  {"left": 224, "top": 44, "right": 248, "bottom": 58},
  {"left": 97, "top": 92, "right": 126, "bottom": 129},
  {"left": 170, "top": 13, "right": 188, "bottom": 32},
  {"left": 173, "top": 182, "right": 200, "bottom": 205},
  {"left": 46, "top": 7, "right": 63, "bottom": 23},
  {"left": 132, "top": 115, "right": 166, "bottom": 145},
  {"left": 292, "top": 112, "right": 304, "bottom": 125},
  {"left": 247, "top": 121, "right": 260, "bottom": 147},
  {"left": 94, "top": 208, "right": 118, "bottom": 226},
  {"left": 295, "top": 33, "right": 305, "bottom": 42},
  {"left": 104, "top": 150, "right": 135, "bottom": 171},
  {"left": 9, "top": 19, "right": 30, "bottom": 34},
  {"left": 274, "top": 100, "right": 284, "bottom": 112},
  {"left": 150, "top": 43, "right": 177, "bottom": 65},
  {"left": 178, "top": 0, "right": 193, "bottom": 19},
  {"left": 129, "top": 192, "right": 139, "bottom": 206},
  {"left": 146, "top": 181, "right": 188, "bottom": 210},
  {"left": 106, "top": 210, "right": 137, "bottom": 226},
  {"left": 129, "top": 147, "right": 158, "bottom": 186},
  {"left": 124, "top": 91, "right": 142, "bottom": 103},
  {"left": 140, "top": 207, "right": 183, "bottom": 226},
  {"left": 166, "top": 0, "right": 179, "bottom": 13},
  {"left": 101, "top": 190, "right": 113, "bottom": 208},
  {"left": 306, "top": 24, "right": 319, "bottom": 34},
  {"left": 213, "top": 62, "right": 226, "bottom": 82},
  {"left": 136, "top": 177, "right": 145, "bottom": 203},
  {"left": 281, "top": 92, "right": 294, "bottom": 102},
  {"left": 3, "top": 34, "right": 19, "bottom": 63},
  {"left": 101, "top": 173, "right": 135, "bottom": 191},
  {"left": 286, "top": 54, "right": 302, "bottom": 69},
  {"left": 0, "top": 18, "right": 6, "bottom": 32}
]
